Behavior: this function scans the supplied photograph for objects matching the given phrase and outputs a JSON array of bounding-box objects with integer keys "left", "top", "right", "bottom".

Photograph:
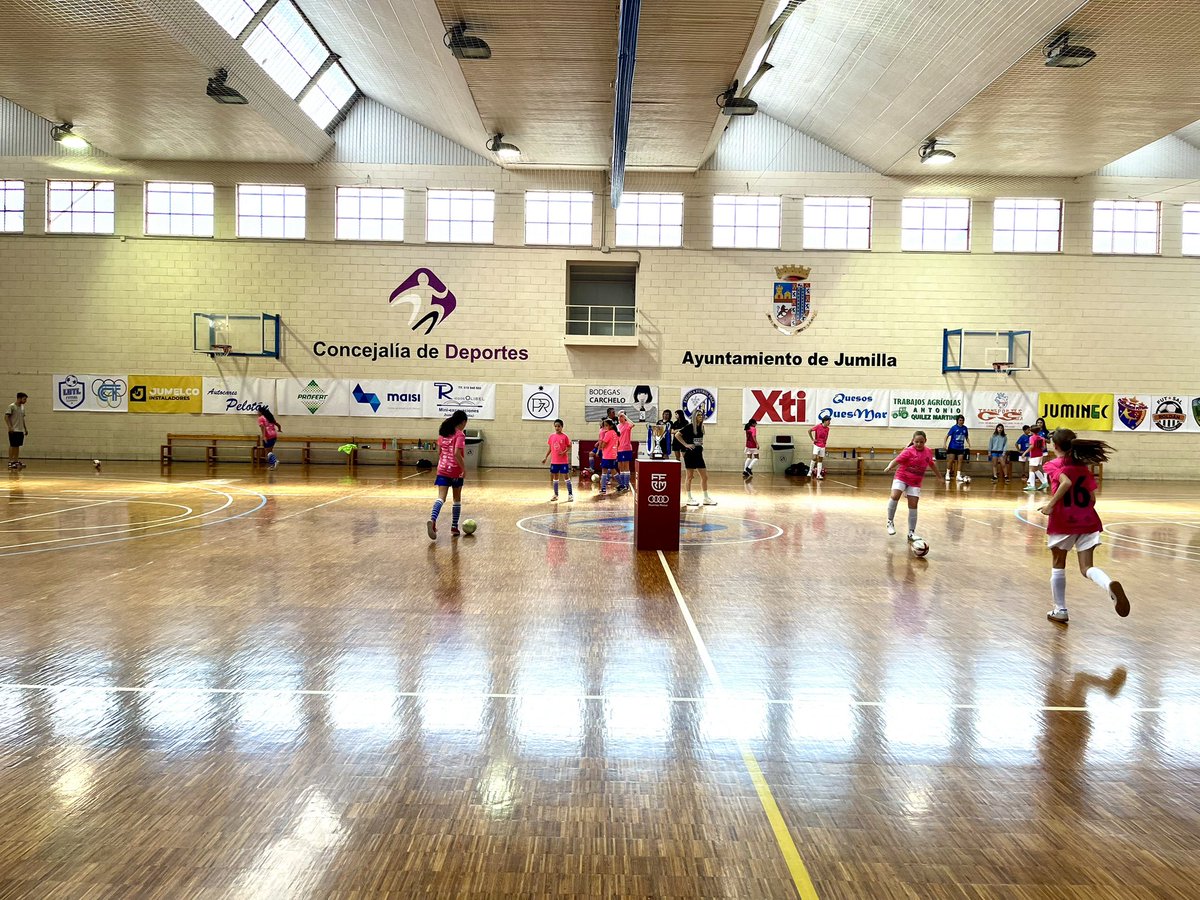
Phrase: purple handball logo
[{"left": 389, "top": 268, "right": 457, "bottom": 335}]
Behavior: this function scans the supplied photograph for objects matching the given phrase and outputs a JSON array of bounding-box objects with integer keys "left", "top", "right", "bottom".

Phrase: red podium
[{"left": 634, "top": 458, "right": 681, "bottom": 551}]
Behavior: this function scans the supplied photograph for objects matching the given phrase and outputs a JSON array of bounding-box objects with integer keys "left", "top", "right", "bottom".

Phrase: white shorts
[
  {"left": 745, "top": 449, "right": 759, "bottom": 457},
  {"left": 1028, "top": 457, "right": 1042, "bottom": 469},
  {"left": 890, "top": 479, "right": 920, "bottom": 498},
  {"left": 812, "top": 446, "right": 827, "bottom": 458},
  {"left": 1047, "top": 531, "right": 1102, "bottom": 551}
]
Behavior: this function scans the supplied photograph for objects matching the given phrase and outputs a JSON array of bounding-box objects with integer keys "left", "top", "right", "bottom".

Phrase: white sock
[
  {"left": 748, "top": 457, "right": 757, "bottom": 471},
  {"left": 1086, "top": 566, "right": 1112, "bottom": 592},
  {"left": 1051, "top": 569, "right": 1067, "bottom": 610},
  {"left": 1028, "top": 471, "right": 1036, "bottom": 487},
  {"left": 907, "top": 508, "right": 918, "bottom": 534},
  {"left": 886, "top": 498, "right": 898, "bottom": 522}
]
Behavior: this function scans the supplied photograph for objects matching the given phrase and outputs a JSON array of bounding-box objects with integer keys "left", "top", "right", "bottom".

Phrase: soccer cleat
[
  {"left": 887, "top": 521, "right": 896, "bottom": 535},
  {"left": 686, "top": 496, "right": 699, "bottom": 507},
  {"left": 992, "top": 476, "right": 998, "bottom": 483},
  {"left": 566, "top": 495, "right": 574, "bottom": 502},
  {"left": 450, "top": 526, "right": 461, "bottom": 536},
  {"left": 1023, "top": 485, "right": 1037, "bottom": 491},
  {"left": 426, "top": 520, "right": 437, "bottom": 540},
  {"left": 944, "top": 474, "right": 951, "bottom": 481},
  {"left": 1110, "top": 582, "right": 1131, "bottom": 617},
  {"left": 907, "top": 532, "right": 921, "bottom": 543},
  {"left": 1047, "top": 608, "right": 1070, "bottom": 624},
  {"left": 703, "top": 495, "right": 717, "bottom": 505},
  {"left": 550, "top": 495, "right": 558, "bottom": 502}
]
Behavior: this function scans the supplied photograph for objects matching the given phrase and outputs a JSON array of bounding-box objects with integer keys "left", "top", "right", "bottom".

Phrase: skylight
[
  {"left": 299, "top": 63, "right": 357, "bottom": 129},
  {"left": 196, "top": 0, "right": 267, "bottom": 39},
  {"left": 244, "top": 0, "right": 329, "bottom": 99}
]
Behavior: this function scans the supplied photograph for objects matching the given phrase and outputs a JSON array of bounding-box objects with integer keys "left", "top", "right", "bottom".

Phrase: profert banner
[
  {"left": 348, "top": 380, "right": 423, "bottom": 418},
  {"left": 522, "top": 384, "right": 560, "bottom": 421},
  {"left": 422, "top": 381, "right": 496, "bottom": 420},
  {"left": 128, "top": 375, "right": 203, "bottom": 414},
  {"left": 889, "top": 392, "right": 961, "bottom": 427},
  {"left": 966, "top": 388, "right": 1039, "bottom": 429},
  {"left": 808, "top": 389, "right": 890, "bottom": 426},
  {"left": 680, "top": 386, "right": 718, "bottom": 423},
  {"left": 202, "top": 376, "right": 277, "bottom": 415},
  {"left": 1038, "top": 392, "right": 1113, "bottom": 432},
  {"left": 53, "top": 374, "right": 129, "bottom": 412},
  {"left": 585, "top": 385, "right": 660, "bottom": 423},
  {"left": 279, "top": 378, "right": 351, "bottom": 417}
]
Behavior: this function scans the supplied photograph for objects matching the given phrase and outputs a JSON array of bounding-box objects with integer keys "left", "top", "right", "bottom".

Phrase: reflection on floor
[{"left": 1, "top": 461, "right": 1198, "bottom": 898}]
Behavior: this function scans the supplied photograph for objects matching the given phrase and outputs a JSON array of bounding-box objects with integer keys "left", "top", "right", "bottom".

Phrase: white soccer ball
[
  {"left": 92, "top": 459, "right": 102, "bottom": 469},
  {"left": 911, "top": 539, "right": 930, "bottom": 558},
  {"left": 962, "top": 475, "right": 971, "bottom": 485}
]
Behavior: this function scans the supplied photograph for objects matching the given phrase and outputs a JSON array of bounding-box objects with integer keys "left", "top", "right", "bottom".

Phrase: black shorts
[
  {"left": 946, "top": 447, "right": 967, "bottom": 458},
  {"left": 683, "top": 447, "right": 706, "bottom": 470},
  {"left": 8, "top": 431, "right": 23, "bottom": 448}
]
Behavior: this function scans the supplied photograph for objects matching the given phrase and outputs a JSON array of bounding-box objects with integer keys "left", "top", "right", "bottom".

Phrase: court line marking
[
  {"left": 828, "top": 479, "right": 858, "bottom": 489},
  {"left": 515, "top": 512, "right": 784, "bottom": 546},
  {"left": 1015, "top": 509, "right": 1200, "bottom": 563},
  {"left": 657, "top": 550, "right": 820, "bottom": 900},
  {"left": 272, "top": 485, "right": 381, "bottom": 522}
]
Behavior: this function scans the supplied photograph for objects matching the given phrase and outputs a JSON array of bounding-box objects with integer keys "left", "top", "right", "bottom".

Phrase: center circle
[{"left": 516, "top": 511, "right": 783, "bottom": 545}]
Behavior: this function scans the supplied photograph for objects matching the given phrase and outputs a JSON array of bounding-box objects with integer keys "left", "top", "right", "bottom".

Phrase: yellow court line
[{"left": 657, "top": 550, "right": 821, "bottom": 900}]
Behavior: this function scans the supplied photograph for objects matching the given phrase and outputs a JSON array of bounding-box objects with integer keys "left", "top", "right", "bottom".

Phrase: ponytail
[
  {"left": 439, "top": 410, "right": 468, "bottom": 437},
  {"left": 744, "top": 418, "right": 757, "bottom": 432},
  {"left": 1052, "top": 428, "right": 1114, "bottom": 465},
  {"left": 259, "top": 405, "right": 278, "bottom": 427}
]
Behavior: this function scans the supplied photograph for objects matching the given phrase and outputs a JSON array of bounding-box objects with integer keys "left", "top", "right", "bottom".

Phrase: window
[
  {"left": 614, "top": 193, "right": 683, "bottom": 247},
  {"left": 713, "top": 195, "right": 781, "bottom": 249},
  {"left": 300, "top": 63, "right": 357, "bottom": 129},
  {"left": 525, "top": 191, "right": 593, "bottom": 245},
  {"left": 0, "top": 180, "right": 23, "bottom": 233},
  {"left": 993, "top": 198, "right": 1062, "bottom": 253},
  {"left": 427, "top": 190, "right": 494, "bottom": 243},
  {"left": 1092, "top": 200, "right": 1159, "bottom": 255},
  {"left": 46, "top": 181, "right": 114, "bottom": 234},
  {"left": 803, "top": 196, "right": 871, "bottom": 250},
  {"left": 567, "top": 263, "right": 636, "bottom": 337},
  {"left": 196, "top": 0, "right": 267, "bottom": 38},
  {"left": 237, "top": 184, "right": 306, "bottom": 239},
  {"left": 336, "top": 186, "right": 404, "bottom": 241},
  {"left": 145, "top": 182, "right": 215, "bottom": 237},
  {"left": 1183, "top": 203, "right": 1200, "bottom": 256},
  {"left": 244, "top": 0, "right": 329, "bottom": 98},
  {"left": 901, "top": 198, "right": 970, "bottom": 252}
]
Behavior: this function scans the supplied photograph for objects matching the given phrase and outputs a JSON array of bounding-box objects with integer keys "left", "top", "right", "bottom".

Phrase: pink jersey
[
  {"left": 745, "top": 426, "right": 758, "bottom": 449},
  {"left": 1028, "top": 432, "right": 1046, "bottom": 459},
  {"left": 617, "top": 421, "right": 633, "bottom": 452},
  {"left": 894, "top": 446, "right": 934, "bottom": 486},
  {"left": 547, "top": 432, "right": 571, "bottom": 465},
  {"left": 599, "top": 430, "right": 619, "bottom": 460},
  {"left": 811, "top": 424, "right": 830, "bottom": 448},
  {"left": 257, "top": 415, "right": 278, "bottom": 440},
  {"left": 1045, "top": 459, "right": 1103, "bottom": 535},
  {"left": 437, "top": 430, "right": 465, "bottom": 478}
]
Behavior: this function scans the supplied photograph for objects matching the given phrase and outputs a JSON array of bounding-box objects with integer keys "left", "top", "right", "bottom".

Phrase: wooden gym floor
[{"left": 1, "top": 460, "right": 1198, "bottom": 899}]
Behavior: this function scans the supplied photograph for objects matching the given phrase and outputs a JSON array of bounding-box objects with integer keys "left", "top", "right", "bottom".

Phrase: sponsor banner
[
  {"left": 522, "top": 384, "right": 560, "bottom": 421},
  {"left": 742, "top": 387, "right": 812, "bottom": 425},
  {"left": 1146, "top": 394, "right": 1199, "bottom": 433},
  {"left": 128, "top": 375, "right": 203, "bottom": 414},
  {"left": 422, "top": 381, "right": 496, "bottom": 420},
  {"left": 585, "top": 385, "right": 660, "bottom": 423},
  {"left": 889, "top": 392, "right": 962, "bottom": 427},
  {"left": 680, "top": 386, "right": 718, "bottom": 423},
  {"left": 966, "top": 389, "right": 1039, "bottom": 430},
  {"left": 1038, "top": 392, "right": 1113, "bottom": 432},
  {"left": 809, "top": 389, "right": 891, "bottom": 426},
  {"left": 202, "top": 376, "right": 277, "bottom": 415},
  {"left": 1113, "top": 395, "right": 1152, "bottom": 432},
  {"left": 348, "top": 380, "right": 423, "bottom": 418},
  {"left": 279, "top": 378, "right": 351, "bottom": 417},
  {"left": 53, "top": 374, "right": 129, "bottom": 412}
]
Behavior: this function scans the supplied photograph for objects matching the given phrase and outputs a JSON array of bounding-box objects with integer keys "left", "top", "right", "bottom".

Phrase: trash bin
[
  {"left": 771, "top": 435, "right": 795, "bottom": 474},
  {"left": 463, "top": 429, "right": 483, "bottom": 469}
]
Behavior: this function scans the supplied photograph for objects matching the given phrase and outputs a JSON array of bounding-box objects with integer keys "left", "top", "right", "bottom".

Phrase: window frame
[
  {"left": 335, "top": 186, "right": 405, "bottom": 242},
  {"left": 0, "top": 180, "right": 24, "bottom": 233},
  {"left": 992, "top": 198, "right": 1063, "bottom": 254},
  {"left": 144, "top": 181, "right": 216, "bottom": 238},
  {"left": 45, "top": 180, "right": 115, "bottom": 235},
  {"left": 1092, "top": 200, "right": 1160, "bottom": 256},
  {"left": 426, "top": 189, "right": 495, "bottom": 244},
  {"left": 525, "top": 190, "right": 594, "bottom": 247},
  {"left": 712, "top": 195, "right": 782, "bottom": 250},
  {"left": 802, "top": 196, "right": 872, "bottom": 251},
  {"left": 236, "top": 183, "right": 307, "bottom": 240},
  {"left": 900, "top": 197, "right": 972, "bottom": 253},
  {"left": 614, "top": 192, "right": 684, "bottom": 248}
]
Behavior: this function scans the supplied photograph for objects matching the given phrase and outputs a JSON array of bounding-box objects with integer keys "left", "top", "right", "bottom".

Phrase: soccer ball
[
  {"left": 92, "top": 459, "right": 102, "bottom": 471},
  {"left": 461, "top": 519, "right": 477, "bottom": 535},
  {"left": 911, "top": 539, "right": 930, "bottom": 558},
  {"left": 962, "top": 475, "right": 971, "bottom": 485},
  {"left": 592, "top": 474, "right": 600, "bottom": 484}
]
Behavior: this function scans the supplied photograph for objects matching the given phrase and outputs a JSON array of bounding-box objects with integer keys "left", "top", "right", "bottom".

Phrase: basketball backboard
[
  {"left": 942, "top": 329, "right": 1031, "bottom": 376},
  {"left": 193, "top": 313, "right": 281, "bottom": 358}
]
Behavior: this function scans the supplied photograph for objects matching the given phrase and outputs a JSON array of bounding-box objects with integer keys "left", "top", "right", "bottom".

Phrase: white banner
[
  {"left": 278, "top": 378, "right": 350, "bottom": 417},
  {"left": 808, "top": 389, "right": 891, "bottom": 426},
  {"left": 422, "top": 381, "right": 496, "bottom": 420},
  {"left": 585, "top": 385, "right": 660, "bottom": 423},
  {"left": 52, "top": 374, "right": 129, "bottom": 412},
  {"left": 966, "top": 389, "right": 1039, "bottom": 430},
  {"left": 348, "top": 380, "right": 423, "bottom": 418},
  {"left": 522, "top": 384, "right": 560, "bottom": 421},
  {"left": 202, "top": 376, "right": 277, "bottom": 415},
  {"left": 1146, "top": 394, "right": 1200, "bottom": 433},
  {"left": 1113, "top": 395, "right": 1153, "bottom": 432},
  {"left": 889, "top": 392, "right": 962, "bottom": 428},
  {"left": 741, "top": 387, "right": 813, "bottom": 425},
  {"left": 680, "top": 386, "right": 718, "bottom": 423}
]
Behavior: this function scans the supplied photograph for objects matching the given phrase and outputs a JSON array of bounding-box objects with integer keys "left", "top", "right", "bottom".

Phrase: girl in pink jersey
[
  {"left": 1023, "top": 425, "right": 1050, "bottom": 491},
  {"left": 541, "top": 418, "right": 574, "bottom": 502},
  {"left": 427, "top": 410, "right": 468, "bottom": 540},
  {"left": 596, "top": 419, "right": 620, "bottom": 498},
  {"left": 743, "top": 417, "right": 759, "bottom": 479},
  {"left": 882, "top": 430, "right": 940, "bottom": 541},
  {"left": 616, "top": 412, "right": 635, "bottom": 494},
  {"left": 1038, "top": 429, "right": 1128, "bottom": 624},
  {"left": 808, "top": 415, "right": 831, "bottom": 480}
]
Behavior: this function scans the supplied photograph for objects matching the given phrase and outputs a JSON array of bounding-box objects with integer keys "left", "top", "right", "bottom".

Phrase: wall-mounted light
[
  {"left": 445, "top": 22, "right": 491, "bottom": 60},
  {"left": 207, "top": 68, "right": 248, "bottom": 104},
  {"left": 717, "top": 82, "right": 758, "bottom": 117},
  {"left": 51, "top": 123, "right": 89, "bottom": 150},
  {"left": 918, "top": 137, "right": 955, "bottom": 165},
  {"left": 486, "top": 133, "right": 520, "bottom": 161},
  {"left": 1044, "top": 32, "right": 1096, "bottom": 68}
]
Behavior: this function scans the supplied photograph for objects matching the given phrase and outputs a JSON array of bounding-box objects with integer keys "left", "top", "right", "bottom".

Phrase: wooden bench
[
  {"left": 161, "top": 433, "right": 261, "bottom": 465},
  {"left": 269, "top": 435, "right": 361, "bottom": 467}
]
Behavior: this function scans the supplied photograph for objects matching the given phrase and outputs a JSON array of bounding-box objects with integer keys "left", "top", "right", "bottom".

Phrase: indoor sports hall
[{"left": 2, "top": 1, "right": 1199, "bottom": 898}]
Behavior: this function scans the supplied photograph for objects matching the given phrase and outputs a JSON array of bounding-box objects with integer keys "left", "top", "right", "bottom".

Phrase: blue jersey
[
  {"left": 947, "top": 424, "right": 968, "bottom": 449},
  {"left": 1016, "top": 434, "right": 1030, "bottom": 454}
]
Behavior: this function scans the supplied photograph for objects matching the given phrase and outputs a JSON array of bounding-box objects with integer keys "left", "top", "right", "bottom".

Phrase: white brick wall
[{"left": 1, "top": 164, "right": 1198, "bottom": 478}]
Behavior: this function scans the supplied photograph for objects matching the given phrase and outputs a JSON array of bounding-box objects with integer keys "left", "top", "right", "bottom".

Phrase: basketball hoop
[{"left": 209, "top": 344, "right": 232, "bottom": 357}]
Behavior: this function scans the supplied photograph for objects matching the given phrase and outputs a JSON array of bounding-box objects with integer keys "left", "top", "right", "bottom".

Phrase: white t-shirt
[{"left": 5, "top": 403, "right": 25, "bottom": 433}]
